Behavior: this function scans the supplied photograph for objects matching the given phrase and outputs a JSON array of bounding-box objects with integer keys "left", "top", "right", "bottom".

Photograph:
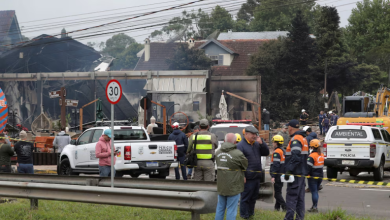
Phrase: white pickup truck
[
  {"left": 324, "top": 125, "right": 390, "bottom": 181},
  {"left": 58, "top": 126, "right": 178, "bottom": 179}
]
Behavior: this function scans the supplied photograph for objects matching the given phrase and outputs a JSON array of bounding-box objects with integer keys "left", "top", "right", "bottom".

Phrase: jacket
[
  {"left": 318, "top": 114, "right": 326, "bottom": 123},
  {"left": 277, "top": 130, "right": 290, "bottom": 148},
  {"left": 237, "top": 138, "right": 270, "bottom": 180},
  {"left": 305, "top": 132, "right": 317, "bottom": 145},
  {"left": 168, "top": 129, "right": 188, "bottom": 157},
  {"left": 216, "top": 142, "right": 248, "bottom": 196},
  {"left": 322, "top": 117, "right": 330, "bottom": 126},
  {"left": 307, "top": 148, "right": 324, "bottom": 177},
  {"left": 330, "top": 115, "right": 339, "bottom": 125},
  {"left": 270, "top": 146, "right": 285, "bottom": 179},
  {"left": 262, "top": 111, "right": 270, "bottom": 124},
  {"left": 0, "top": 143, "right": 14, "bottom": 166},
  {"left": 285, "top": 130, "right": 308, "bottom": 175},
  {"left": 53, "top": 131, "right": 71, "bottom": 153},
  {"left": 187, "top": 130, "right": 217, "bottom": 159},
  {"left": 95, "top": 136, "right": 116, "bottom": 166}
]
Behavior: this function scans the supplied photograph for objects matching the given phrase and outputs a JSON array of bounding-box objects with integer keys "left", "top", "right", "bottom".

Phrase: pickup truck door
[
  {"left": 87, "top": 129, "right": 103, "bottom": 169},
  {"left": 381, "top": 130, "right": 390, "bottom": 167},
  {"left": 75, "top": 130, "right": 94, "bottom": 168}
]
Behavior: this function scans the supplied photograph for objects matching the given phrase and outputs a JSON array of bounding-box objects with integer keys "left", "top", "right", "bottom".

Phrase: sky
[{"left": 2, "top": 0, "right": 359, "bottom": 46}]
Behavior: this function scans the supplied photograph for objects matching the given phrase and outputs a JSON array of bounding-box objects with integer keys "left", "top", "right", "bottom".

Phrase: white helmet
[
  {"left": 172, "top": 122, "right": 180, "bottom": 129},
  {"left": 263, "top": 108, "right": 266, "bottom": 111},
  {"left": 302, "top": 109, "right": 305, "bottom": 112},
  {"left": 302, "top": 126, "right": 310, "bottom": 131},
  {"left": 329, "top": 111, "right": 332, "bottom": 114}
]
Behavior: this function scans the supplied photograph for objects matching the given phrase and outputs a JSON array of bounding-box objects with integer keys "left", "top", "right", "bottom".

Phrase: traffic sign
[
  {"left": 140, "top": 96, "right": 151, "bottom": 110},
  {"left": 106, "top": 79, "right": 122, "bottom": 105},
  {"left": 49, "top": 90, "right": 61, "bottom": 98},
  {"left": 59, "top": 99, "right": 79, "bottom": 107}
]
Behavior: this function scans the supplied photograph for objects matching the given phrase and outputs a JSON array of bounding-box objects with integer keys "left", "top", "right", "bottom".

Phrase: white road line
[{"left": 359, "top": 189, "right": 390, "bottom": 192}]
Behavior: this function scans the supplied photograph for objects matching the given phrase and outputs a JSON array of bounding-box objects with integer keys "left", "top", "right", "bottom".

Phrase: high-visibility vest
[
  {"left": 193, "top": 134, "right": 213, "bottom": 159},
  {"left": 271, "top": 148, "right": 285, "bottom": 165},
  {"left": 286, "top": 135, "right": 309, "bottom": 156},
  {"left": 308, "top": 152, "right": 325, "bottom": 168}
]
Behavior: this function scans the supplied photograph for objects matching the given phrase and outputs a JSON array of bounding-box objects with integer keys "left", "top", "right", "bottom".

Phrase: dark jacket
[
  {"left": 237, "top": 138, "right": 269, "bottom": 180},
  {"left": 305, "top": 132, "right": 317, "bottom": 145},
  {"left": 168, "top": 129, "right": 188, "bottom": 157},
  {"left": 270, "top": 146, "right": 285, "bottom": 179},
  {"left": 308, "top": 148, "right": 324, "bottom": 177},
  {"left": 0, "top": 143, "right": 14, "bottom": 166},
  {"left": 318, "top": 114, "right": 326, "bottom": 123},
  {"left": 262, "top": 111, "right": 270, "bottom": 124},
  {"left": 285, "top": 130, "right": 308, "bottom": 175},
  {"left": 330, "top": 115, "right": 339, "bottom": 125},
  {"left": 216, "top": 142, "right": 248, "bottom": 196}
]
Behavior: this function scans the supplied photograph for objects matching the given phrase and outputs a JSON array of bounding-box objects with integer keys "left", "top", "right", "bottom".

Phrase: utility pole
[
  {"left": 60, "top": 87, "right": 66, "bottom": 130},
  {"left": 324, "top": 58, "right": 328, "bottom": 99}
]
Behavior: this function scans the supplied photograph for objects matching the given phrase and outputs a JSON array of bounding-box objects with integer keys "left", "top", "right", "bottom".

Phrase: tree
[
  {"left": 355, "top": 64, "right": 387, "bottom": 94},
  {"left": 366, "top": 42, "right": 390, "bottom": 86},
  {"left": 113, "top": 43, "right": 144, "bottom": 70},
  {"left": 86, "top": 41, "right": 105, "bottom": 51},
  {"left": 233, "top": 19, "right": 250, "bottom": 32},
  {"left": 166, "top": 44, "right": 213, "bottom": 70},
  {"left": 102, "top": 33, "right": 135, "bottom": 57},
  {"left": 236, "top": 0, "right": 260, "bottom": 21},
  {"left": 210, "top": 6, "right": 234, "bottom": 32},
  {"left": 345, "top": 0, "right": 390, "bottom": 63}
]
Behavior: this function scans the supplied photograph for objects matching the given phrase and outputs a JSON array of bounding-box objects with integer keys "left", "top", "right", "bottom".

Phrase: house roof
[
  {"left": 0, "top": 10, "right": 20, "bottom": 43},
  {"left": 217, "top": 31, "right": 289, "bottom": 40},
  {"left": 198, "top": 38, "right": 235, "bottom": 54}
]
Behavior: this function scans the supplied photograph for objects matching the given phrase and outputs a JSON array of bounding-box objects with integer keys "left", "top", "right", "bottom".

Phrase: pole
[
  {"left": 111, "top": 104, "right": 115, "bottom": 188},
  {"left": 163, "top": 107, "right": 166, "bottom": 134},
  {"left": 324, "top": 58, "right": 328, "bottom": 99},
  {"left": 144, "top": 98, "right": 147, "bottom": 129},
  {"left": 60, "top": 87, "right": 66, "bottom": 130},
  {"left": 79, "top": 108, "right": 83, "bottom": 131}
]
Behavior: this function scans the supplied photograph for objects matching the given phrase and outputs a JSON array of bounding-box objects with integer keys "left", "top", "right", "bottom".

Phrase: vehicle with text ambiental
[
  {"left": 324, "top": 125, "right": 390, "bottom": 181},
  {"left": 58, "top": 126, "right": 178, "bottom": 179}
]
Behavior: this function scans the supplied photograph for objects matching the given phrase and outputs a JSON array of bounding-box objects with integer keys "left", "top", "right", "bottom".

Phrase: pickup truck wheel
[
  {"left": 374, "top": 160, "right": 384, "bottom": 181},
  {"left": 115, "top": 171, "right": 124, "bottom": 177},
  {"left": 327, "top": 166, "right": 338, "bottom": 179},
  {"left": 59, "top": 158, "right": 76, "bottom": 176}
]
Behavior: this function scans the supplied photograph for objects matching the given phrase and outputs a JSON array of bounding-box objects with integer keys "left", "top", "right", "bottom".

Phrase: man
[
  {"left": 330, "top": 112, "right": 339, "bottom": 126},
  {"left": 3, "top": 129, "right": 11, "bottom": 145},
  {"left": 168, "top": 122, "right": 188, "bottom": 180},
  {"left": 95, "top": 129, "right": 117, "bottom": 177},
  {"left": 318, "top": 111, "right": 326, "bottom": 135},
  {"left": 237, "top": 126, "right": 270, "bottom": 219},
  {"left": 284, "top": 119, "right": 309, "bottom": 220},
  {"left": 53, "top": 129, "right": 71, "bottom": 153},
  {"left": 0, "top": 133, "right": 14, "bottom": 173},
  {"left": 270, "top": 135, "right": 286, "bottom": 212},
  {"left": 147, "top": 116, "right": 158, "bottom": 134},
  {"left": 187, "top": 119, "right": 217, "bottom": 181},
  {"left": 303, "top": 126, "right": 317, "bottom": 145},
  {"left": 277, "top": 125, "right": 290, "bottom": 149},
  {"left": 262, "top": 109, "right": 270, "bottom": 130},
  {"left": 187, "top": 125, "right": 200, "bottom": 179},
  {"left": 299, "top": 109, "right": 309, "bottom": 126},
  {"left": 215, "top": 133, "right": 248, "bottom": 220},
  {"left": 14, "top": 131, "right": 34, "bottom": 174}
]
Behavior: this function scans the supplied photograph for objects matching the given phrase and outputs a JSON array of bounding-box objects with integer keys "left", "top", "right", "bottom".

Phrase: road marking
[{"left": 359, "top": 189, "right": 390, "bottom": 192}]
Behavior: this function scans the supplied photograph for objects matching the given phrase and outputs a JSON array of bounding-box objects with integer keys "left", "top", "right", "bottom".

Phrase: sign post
[{"left": 105, "top": 79, "right": 122, "bottom": 188}]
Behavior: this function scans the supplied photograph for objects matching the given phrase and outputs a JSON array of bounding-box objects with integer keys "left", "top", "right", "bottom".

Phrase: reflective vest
[
  {"left": 193, "top": 134, "right": 213, "bottom": 159},
  {"left": 308, "top": 152, "right": 325, "bottom": 168},
  {"left": 270, "top": 148, "right": 285, "bottom": 165},
  {"left": 285, "top": 135, "right": 309, "bottom": 156}
]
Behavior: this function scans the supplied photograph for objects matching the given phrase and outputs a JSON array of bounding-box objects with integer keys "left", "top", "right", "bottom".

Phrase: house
[{"left": 0, "top": 10, "right": 22, "bottom": 53}]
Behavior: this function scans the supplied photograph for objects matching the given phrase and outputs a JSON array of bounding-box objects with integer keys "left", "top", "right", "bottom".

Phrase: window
[
  {"left": 381, "top": 130, "right": 390, "bottom": 142},
  {"left": 193, "top": 101, "right": 199, "bottom": 111},
  {"left": 372, "top": 129, "right": 383, "bottom": 141},
  {"left": 247, "top": 103, "right": 252, "bottom": 111},
  {"left": 77, "top": 130, "right": 93, "bottom": 145},
  {"left": 91, "top": 129, "right": 103, "bottom": 143},
  {"left": 209, "top": 55, "right": 219, "bottom": 66},
  {"left": 385, "top": 130, "right": 390, "bottom": 143},
  {"left": 218, "top": 55, "right": 223, "bottom": 65},
  {"left": 113, "top": 129, "right": 147, "bottom": 140},
  {"left": 210, "top": 126, "right": 251, "bottom": 141}
]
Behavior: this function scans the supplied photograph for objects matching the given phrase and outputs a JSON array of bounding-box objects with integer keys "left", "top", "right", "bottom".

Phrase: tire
[
  {"left": 349, "top": 170, "right": 360, "bottom": 177},
  {"left": 327, "top": 166, "right": 338, "bottom": 179},
  {"left": 58, "top": 158, "right": 76, "bottom": 176},
  {"left": 374, "top": 160, "right": 384, "bottom": 181},
  {"left": 150, "top": 174, "right": 167, "bottom": 179},
  {"left": 115, "top": 171, "right": 124, "bottom": 177},
  {"left": 130, "top": 174, "right": 140, "bottom": 178}
]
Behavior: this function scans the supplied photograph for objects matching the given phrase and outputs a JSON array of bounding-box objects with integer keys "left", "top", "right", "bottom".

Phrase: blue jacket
[
  {"left": 168, "top": 129, "right": 188, "bottom": 157},
  {"left": 285, "top": 130, "right": 308, "bottom": 175},
  {"left": 318, "top": 114, "right": 326, "bottom": 123},
  {"left": 306, "top": 132, "right": 317, "bottom": 145},
  {"left": 237, "top": 138, "right": 270, "bottom": 180},
  {"left": 330, "top": 115, "right": 339, "bottom": 125}
]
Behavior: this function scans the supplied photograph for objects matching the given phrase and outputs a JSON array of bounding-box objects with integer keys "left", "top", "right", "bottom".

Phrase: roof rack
[{"left": 346, "top": 123, "right": 384, "bottom": 126}]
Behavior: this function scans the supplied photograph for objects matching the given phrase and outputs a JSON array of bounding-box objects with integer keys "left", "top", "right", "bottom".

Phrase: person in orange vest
[
  {"left": 307, "top": 139, "right": 324, "bottom": 213},
  {"left": 284, "top": 119, "right": 309, "bottom": 220},
  {"left": 270, "top": 135, "right": 286, "bottom": 212}
]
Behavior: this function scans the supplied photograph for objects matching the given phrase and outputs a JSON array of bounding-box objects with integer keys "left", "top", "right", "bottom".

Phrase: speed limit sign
[{"left": 106, "top": 79, "right": 122, "bottom": 104}]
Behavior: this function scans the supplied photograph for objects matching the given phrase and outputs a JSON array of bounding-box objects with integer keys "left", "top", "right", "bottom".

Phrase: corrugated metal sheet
[{"left": 144, "top": 78, "right": 206, "bottom": 92}]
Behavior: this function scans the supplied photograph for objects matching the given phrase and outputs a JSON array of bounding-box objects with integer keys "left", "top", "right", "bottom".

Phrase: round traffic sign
[{"left": 106, "top": 79, "right": 122, "bottom": 105}]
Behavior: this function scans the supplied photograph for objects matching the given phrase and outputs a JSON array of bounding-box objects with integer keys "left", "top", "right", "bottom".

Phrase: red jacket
[{"left": 95, "top": 136, "right": 116, "bottom": 166}]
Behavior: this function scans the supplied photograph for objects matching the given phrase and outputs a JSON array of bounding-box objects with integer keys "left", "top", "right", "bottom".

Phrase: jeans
[
  {"left": 17, "top": 163, "right": 34, "bottom": 174},
  {"left": 264, "top": 124, "right": 269, "bottom": 130},
  {"left": 188, "top": 168, "right": 193, "bottom": 176},
  {"left": 240, "top": 179, "right": 260, "bottom": 219},
  {"left": 215, "top": 194, "right": 240, "bottom": 220},
  {"left": 174, "top": 156, "right": 187, "bottom": 180},
  {"left": 318, "top": 123, "right": 323, "bottom": 134},
  {"left": 308, "top": 178, "right": 322, "bottom": 208},
  {"left": 99, "top": 166, "right": 116, "bottom": 177}
]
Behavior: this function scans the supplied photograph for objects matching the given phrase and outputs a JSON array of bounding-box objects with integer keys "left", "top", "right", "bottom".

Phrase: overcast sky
[{"left": 2, "top": 0, "right": 359, "bottom": 45}]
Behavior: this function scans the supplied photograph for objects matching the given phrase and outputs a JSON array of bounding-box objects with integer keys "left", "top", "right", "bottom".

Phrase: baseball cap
[
  {"left": 20, "top": 131, "right": 27, "bottom": 139},
  {"left": 286, "top": 119, "right": 299, "bottom": 128},
  {"left": 245, "top": 126, "right": 258, "bottom": 134},
  {"left": 104, "top": 129, "right": 112, "bottom": 138},
  {"left": 200, "top": 119, "right": 209, "bottom": 126}
]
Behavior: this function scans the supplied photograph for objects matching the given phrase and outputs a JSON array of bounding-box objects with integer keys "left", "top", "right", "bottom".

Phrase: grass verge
[{"left": 0, "top": 199, "right": 372, "bottom": 220}]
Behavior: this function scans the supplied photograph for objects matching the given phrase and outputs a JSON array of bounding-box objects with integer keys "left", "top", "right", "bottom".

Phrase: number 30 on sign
[{"left": 106, "top": 79, "right": 122, "bottom": 105}]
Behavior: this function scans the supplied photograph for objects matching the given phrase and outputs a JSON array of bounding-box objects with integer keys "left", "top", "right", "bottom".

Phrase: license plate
[
  {"left": 146, "top": 162, "right": 158, "bottom": 167},
  {"left": 342, "top": 160, "right": 355, "bottom": 165}
]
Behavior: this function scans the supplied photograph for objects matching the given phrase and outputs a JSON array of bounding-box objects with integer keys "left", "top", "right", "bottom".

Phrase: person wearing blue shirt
[
  {"left": 168, "top": 122, "right": 189, "bottom": 180},
  {"left": 318, "top": 111, "right": 325, "bottom": 135}
]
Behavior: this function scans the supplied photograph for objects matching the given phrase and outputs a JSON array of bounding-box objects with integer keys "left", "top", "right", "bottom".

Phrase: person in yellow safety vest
[
  {"left": 307, "top": 139, "right": 324, "bottom": 213},
  {"left": 270, "top": 135, "right": 286, "bottom": 212},
  {"left": 187, "top": 119, "right": 217, "bottom": 181}
]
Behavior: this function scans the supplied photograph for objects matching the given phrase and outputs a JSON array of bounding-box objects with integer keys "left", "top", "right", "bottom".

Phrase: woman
[
  {"left": 307, "top": 139, "right": 324, "bottom": 213},
  {"left": 270, "top": 135, "right": 286, "bottom": 212}
]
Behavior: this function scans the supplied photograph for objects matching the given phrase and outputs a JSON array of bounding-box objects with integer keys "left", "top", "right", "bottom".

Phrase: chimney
[
  {"left": 144, "top": 38, "right": 150, "bottom": 62},
  {"left": 228, "top": 29, "right": 232, "bottom": 39},
  {"left": 188, "top": 38, "right": 195, "bottom": 49}
]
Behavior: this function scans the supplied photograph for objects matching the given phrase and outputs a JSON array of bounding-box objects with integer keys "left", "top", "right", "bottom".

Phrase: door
[
  {"left": 87, "top": 129, "right": 103, "bottom": 168},
  {"left": 381, "top": 130, "right": 390, "bottom": 167},
  {"left": 75, "top": 130, "right": 94, "bottom": 168}
]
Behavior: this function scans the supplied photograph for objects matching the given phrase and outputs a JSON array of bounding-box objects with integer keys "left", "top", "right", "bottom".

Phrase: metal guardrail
[{"left": 0, "top": 181, "right": 217, "bottom": 220}]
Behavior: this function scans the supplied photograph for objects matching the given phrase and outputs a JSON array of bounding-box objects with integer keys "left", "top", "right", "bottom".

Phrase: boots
[{"left": 308, "top": 207, "right": 318, "bottom": 213}]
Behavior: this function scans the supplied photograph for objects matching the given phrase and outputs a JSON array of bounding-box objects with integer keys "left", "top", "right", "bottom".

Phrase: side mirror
[{"left": 70, "top": 139, "right": 77, "bottom": 145}]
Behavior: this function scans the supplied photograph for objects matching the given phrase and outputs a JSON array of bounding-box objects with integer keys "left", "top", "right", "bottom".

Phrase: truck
[{"left": 58, "top": 126, "right": 178, "bottom": 179}]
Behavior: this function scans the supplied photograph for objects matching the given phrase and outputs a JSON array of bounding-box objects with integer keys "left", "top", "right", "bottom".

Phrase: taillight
[
  {"left": 174, "top": 145, "right": 177, "bottom": 160},
  {"left": 323, "top": 143, "right": 327, "bottom": 157},
  {"left": 370, "top": 144, "right": 376, "bottom": 158},
  {"left": 124, "top": 146, "right": 131, "bottom": 160}
]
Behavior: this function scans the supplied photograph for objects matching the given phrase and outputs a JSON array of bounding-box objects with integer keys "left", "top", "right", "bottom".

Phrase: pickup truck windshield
[
  {"left": 113, "top": 129, "right": 147, "bottom": 140},
  {"left": 210, "top": 127, "right": 248, "bottom": 141},
  {"left": 331, "top": 129, "right": 367, "bottom": 138}
]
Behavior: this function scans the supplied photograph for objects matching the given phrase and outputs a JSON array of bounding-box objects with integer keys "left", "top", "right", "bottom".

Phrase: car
[
  {"left": 58, "top": 126, "right": 178, "bottom": 179},
  {"left": 209, "top": 123, "right": 268, "bottom": 183},
  {"left": 324, "top": 125, "right": 390, "bottom": 181}
]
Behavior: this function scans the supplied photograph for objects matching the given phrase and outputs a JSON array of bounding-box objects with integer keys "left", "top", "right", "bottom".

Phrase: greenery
[
  {"left": 236, "top": 0, "right": 260, "bottom": 21},
  {"left": 166, "top": 44, "right": 213, "bottom": 70},
  {"left": 0, "top": 199, "right": 372, "bottom": 220}
]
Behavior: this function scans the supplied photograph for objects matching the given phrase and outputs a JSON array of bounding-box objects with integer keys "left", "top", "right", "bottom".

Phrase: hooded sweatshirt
[
  {"left": 306, "top": 132, "right": 318, "bottom": 145},
  {"left": 95, "top": 136, "right": 116, "bottom": 166},
  {"left": 53, "top": 131, "right": 71, "bottom": 153},
  {"left": 168, "top": 129, "right": 188, "bottom": 157},
  {"left": 216, "top": 142, "right": 248, "bottom": 196}
]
